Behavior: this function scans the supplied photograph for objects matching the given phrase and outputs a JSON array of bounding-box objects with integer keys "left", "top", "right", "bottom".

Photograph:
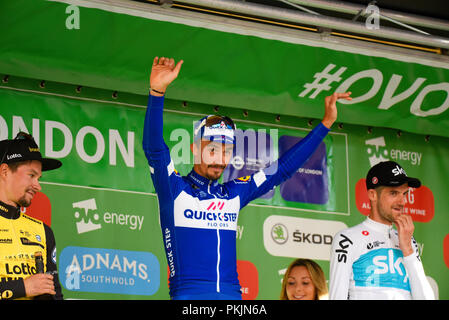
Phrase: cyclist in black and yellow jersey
[{"left": 0, "top": 132, "right": 63, "bottom": 300}]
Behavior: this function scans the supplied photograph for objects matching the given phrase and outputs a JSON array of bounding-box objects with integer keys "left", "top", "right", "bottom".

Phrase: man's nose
[
  {"left": 221, "top": 151, "right": 228, "bottom": 163},
  {"left": 34, "top": 180, "right": 42, "bottom": 192},
  {"left": 400, "top": 194, "right": 407, "bottom": 205}
]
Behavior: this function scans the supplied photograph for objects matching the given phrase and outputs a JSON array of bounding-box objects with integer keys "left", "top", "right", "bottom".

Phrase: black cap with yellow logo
[{"left": 0, "top": 132, "right": 62, "bottom": 171}]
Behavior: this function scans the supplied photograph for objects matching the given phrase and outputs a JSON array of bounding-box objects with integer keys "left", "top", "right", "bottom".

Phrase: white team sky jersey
[{"left": 329, "top": 217, "right": 434, "bottom": 300}]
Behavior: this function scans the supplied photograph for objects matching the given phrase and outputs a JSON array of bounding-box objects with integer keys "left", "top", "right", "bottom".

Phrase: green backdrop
[
  {"left": 0, "top": 0, "right": 448, "bottom": 300},
  {"left": 0, "top": 84, "right": 447, "bottom": 299}
]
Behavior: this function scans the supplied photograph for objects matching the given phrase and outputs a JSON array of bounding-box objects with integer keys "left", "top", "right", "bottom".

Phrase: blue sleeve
[
  {"left": 235, "top": 122, "right": 330, "bottom": 208},
  {"left": 143, "top": 94, "right": 167, "bottom": 155},
  {"left": 142, "top": 94, "right": 182, "bottom": 206}
]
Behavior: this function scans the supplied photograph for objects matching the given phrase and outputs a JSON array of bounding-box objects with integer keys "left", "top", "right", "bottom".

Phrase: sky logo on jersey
[{"left": 353, "top": 248, "right": 410, "bottom": 291}]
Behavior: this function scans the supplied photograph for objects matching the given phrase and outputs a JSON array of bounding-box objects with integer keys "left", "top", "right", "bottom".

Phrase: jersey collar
[
  {"left": 364, "top": 217, "right": 393, "bottom": 237},
  {"left": 187, "top": 169, "right": 219, "bottom": 189},
  {"left": 0, "top": 200, "right": 21, "bottom": 220}
]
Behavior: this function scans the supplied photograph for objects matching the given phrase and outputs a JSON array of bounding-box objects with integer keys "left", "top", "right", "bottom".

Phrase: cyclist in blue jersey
[{"left": 143, "top": 56, "right": 352, "bottom": 300}]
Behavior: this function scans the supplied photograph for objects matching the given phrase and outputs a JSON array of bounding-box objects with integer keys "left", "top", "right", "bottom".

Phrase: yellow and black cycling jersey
[{"left": 0, "top": 200, "right": 63, "bottom": 300}]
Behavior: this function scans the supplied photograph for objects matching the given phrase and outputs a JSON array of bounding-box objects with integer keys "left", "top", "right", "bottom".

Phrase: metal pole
[
  {"left": 287, "top": 0, "right": 449, "bottom": 32},
  {"left": 175, "top": 0, "right": 449, "bottom": 49}
]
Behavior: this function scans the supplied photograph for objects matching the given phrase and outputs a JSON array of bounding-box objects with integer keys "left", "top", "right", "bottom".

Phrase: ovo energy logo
[
  {"left": 73, "top": 199, "right": 101, "bottom": 234},
  {"left": 365, "top": 136, "right": 423, "bottom": 167},
  {"left": 365, "top": 137, "right": 389, "bottom": 166},
  {"left": 72, "top": 198, "right": 144, "bottom": 234}
]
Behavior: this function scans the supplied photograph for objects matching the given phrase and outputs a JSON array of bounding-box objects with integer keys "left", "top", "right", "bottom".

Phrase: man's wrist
[
  {"left": 401, "top": 246, "right": 414, "bottom": 257},
  {"left": 150, "top": 88, "right": 165, "bottom": 97},
  {"left": 321, "top": 119, "right": 334, "bottom": 129}
]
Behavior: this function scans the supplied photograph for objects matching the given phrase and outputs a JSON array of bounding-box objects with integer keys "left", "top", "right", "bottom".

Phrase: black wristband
[{"left": 150, "top": 88, "right": 165, "bottom": 95}]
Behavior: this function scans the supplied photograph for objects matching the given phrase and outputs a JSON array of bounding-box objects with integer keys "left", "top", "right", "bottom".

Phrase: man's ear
[
  {"left": 191, "top": 142, "right": 201, "bottom": 155},
  {"left": 0, "top": 163, "right": 9, "bottom": 179},
  {"left": 367, "top": 188, "right": 377, "bottom": 202}
]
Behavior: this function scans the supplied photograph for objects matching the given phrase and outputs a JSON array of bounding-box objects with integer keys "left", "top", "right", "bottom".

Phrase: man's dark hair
[{"left": 3, "top": 160, "right": 33, "bottom": 173}]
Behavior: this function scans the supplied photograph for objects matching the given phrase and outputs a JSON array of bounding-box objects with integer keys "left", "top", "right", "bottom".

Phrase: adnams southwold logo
[
  {"left": 365, "top": 136, "right": 422, "bottom": 167},
  {"left": 60, "top": 246, "right": 160, "bottom": 296},
  {"left": 73, "top": 198, "right": 144, "bottom": 234}
]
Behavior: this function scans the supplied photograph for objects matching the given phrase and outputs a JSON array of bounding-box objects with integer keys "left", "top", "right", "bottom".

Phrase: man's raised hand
[
  {"left": 322, "top": 92, "right": 352, "bottom": 129},
  {"left": 150, "top": 57, "right": 183, "bottom": 96},
  {"left": 394, "top": 213, "right": 415, "bottom": 257}
]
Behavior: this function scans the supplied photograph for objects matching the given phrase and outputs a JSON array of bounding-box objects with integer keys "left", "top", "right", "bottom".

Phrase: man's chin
[
  {"left": 391, "top": 208, "right": 404, "bottom": 219},
  {"left": 17, "top": 196, "right": 32, "bottom": 208},
  {"left": 207, "top": 167, "right": 225, "bottom": 180}
]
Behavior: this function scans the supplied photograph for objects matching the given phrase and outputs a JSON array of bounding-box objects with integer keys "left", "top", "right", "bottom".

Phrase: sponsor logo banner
[
  {"left": 72, "top": 198, "right": 145, "bottom": 234},
  {"left": 365, "top": 136, "right": 423, "bottom": 167},
  {"left": 263, "top": 215, "right": 347, "bottom": 261},
  {"left": 60, "top": 246, "right": 160, "bottom": 296}
]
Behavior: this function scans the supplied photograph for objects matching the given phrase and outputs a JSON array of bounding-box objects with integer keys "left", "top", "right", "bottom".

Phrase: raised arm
[
  {"left": 142, "top": 57, "right": 184, "bottom": 203},
  {"left": 321, "top": 92, "right": 351, "bottom": 128},
  {"left": 143, "top": 57, "right": 183, "bottom": 155},
  {"left": 235, "top": 92, "right": 352, "bottom": 208}
]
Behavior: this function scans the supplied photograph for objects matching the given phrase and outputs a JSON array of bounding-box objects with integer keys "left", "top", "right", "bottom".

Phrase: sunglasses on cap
[
  {"left": 194, "top": 115, "right": 236, "bottom": 145},
  {"left": 204, "top": 115, "right": 235, "bottom": 130}
]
